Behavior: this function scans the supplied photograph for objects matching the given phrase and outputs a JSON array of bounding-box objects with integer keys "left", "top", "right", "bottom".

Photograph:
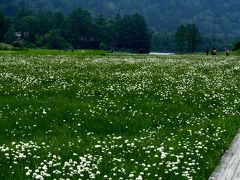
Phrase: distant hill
[{"left": 1, "top": 0, "right": 240, "bottom": 39}]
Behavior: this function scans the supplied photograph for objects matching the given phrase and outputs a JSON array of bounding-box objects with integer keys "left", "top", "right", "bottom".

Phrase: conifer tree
[
  {"left": 186, "top": 23, "right": 201, "bottom": 53},
  {"left": 175, "top": 24, "right": 187, "bottom": 53},
  {"left": 117, "top": 13, "right": 151, "bottom": 53},
  {"left": 175, "top": 23, "right": 201, "bottom": 53}
]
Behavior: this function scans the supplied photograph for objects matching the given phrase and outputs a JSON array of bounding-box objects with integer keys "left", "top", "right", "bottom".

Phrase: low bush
[{"left": 0, "top": 43, "right": 14, "bottom": 50}]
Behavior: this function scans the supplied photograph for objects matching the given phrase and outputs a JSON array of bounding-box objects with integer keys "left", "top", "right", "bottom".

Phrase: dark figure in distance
[
  {"left": 206, "top": 50, "right": 209, "bottom": 56},
  {"left": 211, "top": 48, "right": 217, "bottom": 55},
  {"left": 225, "top": 49, "right": 230, "bottom": 56}
]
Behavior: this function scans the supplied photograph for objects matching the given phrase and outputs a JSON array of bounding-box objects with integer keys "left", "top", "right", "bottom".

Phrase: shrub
[
  {"left": 232, "top": 41, "right": 240, "bottom": 51},
  {"left": 99, "top": 42, "right": 107, "bottom": 50},
  {"left": 0, "top": 43, "right": 14, "bottom": 50}
]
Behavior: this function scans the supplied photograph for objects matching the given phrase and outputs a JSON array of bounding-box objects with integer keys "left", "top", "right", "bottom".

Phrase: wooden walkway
[{"left": 209, "top": 130, "right": 240, "bottom": 180}]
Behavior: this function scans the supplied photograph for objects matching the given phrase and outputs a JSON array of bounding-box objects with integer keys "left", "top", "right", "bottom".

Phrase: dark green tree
[
  {"left": 175, "top": 23, "right": 201, "bottom": 53},
  {"left": 38, "top": 29, "right": 70, "bottom": 49},
  {"left": 117, "top": 13, "right": 151, "bottom": 53},
  {"left": 3, "top": 25, "right": 15, "bottom": 44},
  {"left": 186, "top": 24, "right": 201, "bottom": 53},
  {"left": 0, "top": 12, "right": 5, "bottom": 41},
  {"left": 94, "top": 15, "right": 111, "bottom": 49},
  {"left": 110, "top": 14, "right": 123, "bottom": 48},
  {"left": 52, "top": 11, "right": 65, "bottom": 29},
  {"left": 36, "top": 11, "right": 52, "bottom": 36},
  {"left": 64, "top": 8, "right": 98, "bottom": 49},
  {"left": 175, "top": 24, "right": 187, "bottom": 53}
]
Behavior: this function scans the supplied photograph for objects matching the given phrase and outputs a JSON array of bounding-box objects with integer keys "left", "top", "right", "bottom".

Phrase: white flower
[
  {"left": 42, "top": 165, "right": 48, "bottom": 171},
  {"left": 64, "top": 162, "right": 70, "bottom": 167},
  {"left": 129, "top": 174, "right": 134, "bottom": 178},
  {"left": 136, "top": 175, "right": 143, "bottom": 180},
  {"left": 42, "top": 109, "right": 47, "bottom": 114},
  {"left": 35, "top": 175, "right": 44, "bottom": 180}
]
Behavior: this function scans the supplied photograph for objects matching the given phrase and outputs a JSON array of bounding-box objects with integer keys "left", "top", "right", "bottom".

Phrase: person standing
[
  {"left": 225, "top": 49, "right": 230, "bottom": 56},
  {"left": 206, "top": 50, "right": 209, "bottom": 56}
]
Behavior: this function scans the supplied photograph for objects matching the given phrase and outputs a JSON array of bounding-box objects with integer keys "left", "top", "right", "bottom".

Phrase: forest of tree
[
  {"left": 0, "top": 0, "right": 240, "bottom": 52},
  {"left": 0, "top": 9, "right": 152, "bottom": 53},
  {"left": 1, "top": 0, "right": 240, "bottom": 40}
]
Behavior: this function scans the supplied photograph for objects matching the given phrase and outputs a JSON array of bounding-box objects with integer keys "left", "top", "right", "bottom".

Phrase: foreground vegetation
[{"left": 1, "top": 53, "right": 240, "bottom": 179}]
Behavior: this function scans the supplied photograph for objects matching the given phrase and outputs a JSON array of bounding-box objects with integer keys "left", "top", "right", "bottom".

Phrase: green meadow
[{"left": 0, "top": 52, "right": 240, "bottom": 179}]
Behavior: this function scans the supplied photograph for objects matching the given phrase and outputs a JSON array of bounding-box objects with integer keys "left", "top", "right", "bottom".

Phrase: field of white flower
[{"left": 0, "top": 54, "right": 240, "bottom": 179}]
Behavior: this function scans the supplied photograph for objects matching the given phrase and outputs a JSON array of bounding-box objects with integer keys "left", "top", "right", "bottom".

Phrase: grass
[
  {"left": 234, "top": 50, "right": 240, "bottom": 55},
  {"left": 0, "top": 52, "right": 240, "bottom": 179},
  {"left": 0, "top": 49, "right": 109, "bottom": 56}
]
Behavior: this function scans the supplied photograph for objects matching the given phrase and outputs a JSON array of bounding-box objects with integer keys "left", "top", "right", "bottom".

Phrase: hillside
[{"left": 1, "top": 0, "right": 240, "bottom": 39}]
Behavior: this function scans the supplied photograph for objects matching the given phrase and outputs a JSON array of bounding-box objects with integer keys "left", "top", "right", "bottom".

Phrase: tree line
[
  {"left": 2, "top": 0, "right": 240, "bottom": 41},
  {"left": 173, "top": 24, "right": 239, "bottom": 53},
  {"left": 0, "top": 8, "right": 151, "bottom": 53},
  {"left": 0, "top": 6, "right": 239, "bottom": 53}
]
